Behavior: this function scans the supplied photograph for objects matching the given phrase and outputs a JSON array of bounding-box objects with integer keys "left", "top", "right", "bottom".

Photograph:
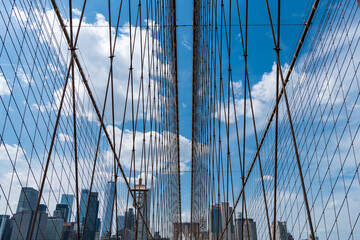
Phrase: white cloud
[
  {"left": 218, "top": 62, "right": 298, "bottom": 131},
  {"left": 0, "top": 143, "right": 31, "bottom": 213},
  {"left": 0, "top": 74, "right": 10, "bottom": 96},
  {"left": 72, "top": 8, "right": 82, "bottom": 16},
  {"left": 232, "top": 80, "right": 242, "bottom": 98},
  {"left": 31, "top": 103, "right": 49, "bottom": 113},
  {"left": 58, "top": 133, "right": 74, "bottom": 142},
  {"left": 104, "top": 125, "right": 191, "bottom": 174},
  {"left": 181, "top": 39, "right": 191, "bottom": 50},
  {"left": 13, "top": 8, "right": 166, "bottom": 125},
  {"left": 257, "top": 175, "right": 273, "bottom": 181}
]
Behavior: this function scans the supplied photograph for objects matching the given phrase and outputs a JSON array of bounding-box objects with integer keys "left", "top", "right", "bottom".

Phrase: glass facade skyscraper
[
  {"left": 235, "top": 213, "right": 258, "bottom": 240},
  {"left": 78, "top": 189, "right": 99, "bottom": 240},
  {"left": 16, "top": 187, "right": 38, "bottom": 213},
  {"left": 60, "top": 194, "right": 74, "bottom": 222},
  {"left": 101, "top": 181, "right": 115, "bottom": 237},
  {"left": 209, "top": 202, "right": 235, "bottom": 240}
]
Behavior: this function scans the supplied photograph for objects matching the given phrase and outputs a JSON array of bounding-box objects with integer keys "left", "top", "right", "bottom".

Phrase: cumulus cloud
[
  {"left": 0, "top": 143, "right": 31, "bottom": 213},
  {"left": 0, "top": 74, "right": 10, "bottom": 96},
  {"left": 12, "top": 7, "right": 166, "bottom": 125},
  {"left": 58, "top": 133, "right": 74, "bottom": 142},
  {"left": 219, "top": 63, "right": 288, "bottom": 128},
  {"left": 103, "top": 125, "right": 191, "bottom": 175},
  {"left": 72, "top": 8, "right": 82, "bottom": 16},
  {"left": 257, "top": 175, "right": 273, "bottom": 181}
]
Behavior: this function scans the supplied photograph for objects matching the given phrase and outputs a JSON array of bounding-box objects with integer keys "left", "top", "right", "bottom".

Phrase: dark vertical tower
[
  {"left": 60, "top": 194, "right": 74, "bottom": 222},
  {"left": 16, "top": 187, "right": 38, "bottom": 213},
  {"left": 53, "top": 204, "right": 69, "bottom": 221},
  {"left": 80, "top": 190, "right": 99, "bottom": 240}
]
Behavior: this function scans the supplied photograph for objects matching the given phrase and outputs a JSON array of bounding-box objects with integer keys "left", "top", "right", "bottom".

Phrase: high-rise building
[
  {"left": 79, "top": 190, "right": 99, "bottom": 240},
  {"left": 10, "top": 208, "right": 48, "bottom": 240},
  {"left": 60, "top": 194, "right": 74, "bottom": 222},
  {"left": 16, "top": 187, "right": 38, "bottom": 213},
  {"left": 124, "top": 208, "right": 135, "bottom": 231},
  {"left": 77, "top": 189, "right": 89, "bottom": 225},
  {"left": 53, "top": 204, "right": 69, "bottom": 221},
  {"left": 45, "top": 217, "right": 64, "bottom": 240},
  {"left": 101, "top": 181, "right": 115, "bottom": 237},
  {"left": 208, "top": 202, "right": 235, "bottom": 240},
  {"left": 10, "top": 187, "right": 48, "bottom": 239},
  {"left": 235, "top": 213, "right": 257, "bottom": 240},
  {"left": 61, "top": 222, "right": 76, "bottom": 240},
  {"left": 0, "top": 215, "right": 11, "bottom": 239},
  {"left": 117, "top": 215, "right": 125, "bottom": 231},
  {"left": 271, "top": 221, "right": 288, "bottom": 240}
]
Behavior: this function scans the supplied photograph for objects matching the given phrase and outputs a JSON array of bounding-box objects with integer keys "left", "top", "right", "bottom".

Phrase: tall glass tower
[
  {"left": 101, "top": 181, "right": 115, "bottom": 237},
  {"left": 60, "top": 194, "right": 74, "bottom": 222},
  {"left": 16, "top": 187, "right": 38, "bottom": 213},
  {"left": 78, "top": 189, "right": 99, "bottom": 240}
]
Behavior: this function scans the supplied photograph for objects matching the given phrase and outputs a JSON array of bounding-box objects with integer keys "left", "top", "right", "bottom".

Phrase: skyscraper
[
  {"left": 101, "top": 181, "right": 115, "bottom": 237},
  {"left": 77, "top": 189, "right": 89, "bottom": 225},
  {"left": 208, "top": 202, "right": 235, "bottom": 240},
  {"left": 0, "top": 215, "right": 11, "bottom": 239},
  {"left": 117, "top": 215, "right": 125, "bottom": 231},
  {"left": 53, "top": 204, "right": 69, "bottom": 221},
  {"left": 10, "top": 208, "right": 48, "bottom": 240},
  {"left": 61, "top": 222, "right": 76, "bottom": 240},
  {"left": 45, "top": 217, "right": 64, "bottom": 240},
  {"left": 271, "top": 221, "right": 288, "bottom": 240},
  {"left": 16, "top": 187, "right": 38, "bottom": 213},
  {"left": 235, "top": 213, "right": 257, "bottom": 240},
  {"left": 60, "top": 194, "right": 74, "bottom": 222},
  {"left": 79, "top": 190, "right": 99, "bottom": 240},
  {"left": 124, "top": 208, "right": 135, "bottom": 231}
]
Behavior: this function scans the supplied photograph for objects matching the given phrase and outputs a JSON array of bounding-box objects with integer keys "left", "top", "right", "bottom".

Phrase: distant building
[
  {"left": 45, "top": 217, "right": 64, "bottom": 240},
  {"left": 10, "top": 187, "right": 48, "bottom": 239},
  {"left": 124, "top": 208, "right": 135, "bottom": 231},
  {"left": 117, "top": 215, "right": 125, "bottom": 231},
  {"left": 53, "top": 204, "right": 69, "bottom": 221},
  {"left": 0, "top": 215, "right": 11, "bottom": 239},
  {"left": 61, "top": 222, "right": 76, "bottom": 240},
  {"left": 39, "top": 204, "right": 47, "bottom": 212},
  {"left": 271, "top": 221, "right": 288, "bottom": 240},
  {"left": 77, "top": 189, "right": 89, "bottom": 225},
  {"left": 10, "top": 209, "right": 48, "bottom": 240},
  {"left": 101, "top": 181, "right": 115, "bottom": 237},
  {"left": 235, "top": 213, "right": 257, "bottom": 240},
  {"left": 209, "top": 202, "right": 235, "bottom": 240},
  {"left": 79, "top": 190, "right": 99, "bottom": 240},
  {"left": 60, "top": 194, "right": 74, "bottom": 222},
  {"left": 16, "top": 187, "right": 38, "bottom": 213},
  {"left": 173, "top": 222, "right": 200, "bottom": 239}
]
